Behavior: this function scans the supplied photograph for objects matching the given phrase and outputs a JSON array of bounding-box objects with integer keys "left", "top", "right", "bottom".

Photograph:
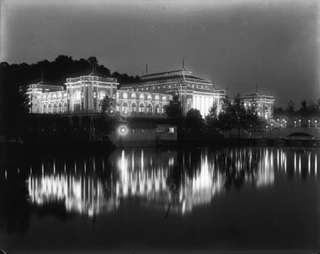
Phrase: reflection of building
[
  {"left": 28, "top": 174, "right": 119, "bottom": 216},
  {"left": 240, "top": 93, "right": 275, "bottom": 120},
  {"left": 121, "top": 69, "right": 226, "bottom": 116},
  {"left": 27, "top": 74, "right": 171, "bottom": 116},
  {"left": 27, "top": 148, "right": 289, "bottom": 217}
]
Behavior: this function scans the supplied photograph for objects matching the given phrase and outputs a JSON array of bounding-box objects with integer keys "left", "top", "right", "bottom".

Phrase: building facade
[
  {"left": 240, "top": 93, "right": 275, "bottom": 120},
  {"left": 27, "top": 74, "right": 171, "bottom": 116},
  {"left": 121, "top": 69, "right": 226, "bottom": 117}
]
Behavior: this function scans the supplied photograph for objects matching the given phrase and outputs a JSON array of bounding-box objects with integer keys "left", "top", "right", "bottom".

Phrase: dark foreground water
[{"left": 0, "top": 146, "right": 320, "bottom": 251}]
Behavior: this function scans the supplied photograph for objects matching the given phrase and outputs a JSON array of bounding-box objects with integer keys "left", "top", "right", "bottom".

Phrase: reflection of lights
[
  {"left": 28, "top": 174, "right": 118, "bottom": 217},
  {"left": 299, "top": 156, "right": 301, "bottom": 174},
  {"left": 26, "top": 148, "right": 320, "bottom": 218},
  {"left": 315, "top": 155, "right": 318, "bottom": 176},
  {"left": 308, "top": 153, "right": 311, "bottom": 174}
]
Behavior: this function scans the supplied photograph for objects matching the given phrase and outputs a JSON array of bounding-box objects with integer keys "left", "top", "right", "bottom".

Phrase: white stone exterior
[
  {"left": 27, "top": 74, "right": 171, "bottom": 116},
  {"left": 121, "top": 69, "right": 226, "bottom": 117},
  {"left": 116, "top": 90, "right": 172, "bottom": 116}
]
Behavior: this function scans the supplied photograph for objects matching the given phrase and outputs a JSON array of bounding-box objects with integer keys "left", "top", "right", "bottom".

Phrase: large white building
[
  {"left": 27, "top": 73, "right": 172, "bottom": 116},
  {"left": 121, "top": 69, "right": 226, "bottom": 117}
]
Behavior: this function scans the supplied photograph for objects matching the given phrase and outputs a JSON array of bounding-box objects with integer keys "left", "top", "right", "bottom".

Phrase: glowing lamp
[{"left": 118, "top": 125, "right": 129, "bottom": 136}]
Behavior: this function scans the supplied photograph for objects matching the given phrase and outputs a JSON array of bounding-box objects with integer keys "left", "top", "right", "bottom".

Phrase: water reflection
[{"left": 2, "top": 147, "right": 320, "bottom": 219}]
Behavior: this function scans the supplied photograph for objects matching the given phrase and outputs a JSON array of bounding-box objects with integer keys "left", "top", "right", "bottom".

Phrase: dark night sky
[{"left": 1, "top": 0, "right": 319, "bottom": 106}]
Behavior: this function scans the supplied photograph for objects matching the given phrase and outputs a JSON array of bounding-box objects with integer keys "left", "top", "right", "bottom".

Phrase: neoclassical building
[
  {"left": 121, "top": 69, "right": 226, "bottom": 117},
  {"left": 240, "top": 93, "right": 275, "bottom": 120},
  {"left": 27, "top": 69, "right": 225, "bottom": 117},
  {"left": 27, "top": 73, "right": 171, "bottom": 116}
]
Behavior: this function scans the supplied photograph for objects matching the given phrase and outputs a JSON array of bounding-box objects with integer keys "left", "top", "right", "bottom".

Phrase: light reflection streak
[{"left": 24, "top": 148, "right": 320, "bottom": 217}]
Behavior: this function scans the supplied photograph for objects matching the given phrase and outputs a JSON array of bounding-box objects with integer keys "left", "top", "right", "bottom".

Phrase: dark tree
[
  {"left": 164, "top": 95, "right": 183, "bottom": 119},
  {"left": 0, "top": 55, "right": 140, "bottom": 138},
  {"left": 185, "top": 109, "right": 204, "bottom": 134},
  {"left": 206, "top": 94, "right": 264, "bottom": 136},
  {"left": 286, "top": 100, "right": 295, "bottom": 115},
  {"left": 101, "top": 95, "right": 116, "bottom": 114}
]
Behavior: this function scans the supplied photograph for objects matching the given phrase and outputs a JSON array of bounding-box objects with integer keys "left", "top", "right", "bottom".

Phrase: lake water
[{"left": 1, "top": 146, "right": 320, "bottom": 251}]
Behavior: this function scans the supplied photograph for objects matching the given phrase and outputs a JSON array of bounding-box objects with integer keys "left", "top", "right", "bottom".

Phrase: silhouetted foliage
[
  {"left": 0, "top": 55, "right": 140, "bottom": 137},
  {"left": 274, "top": 99, "right": 320, "bottom": 119},
  {"left": 206, "top": 94, "right": 264, "bottom": 135},
  {"left": 101, "top": 95, "right": 116, "bottom": 114},
  {"left": 164, "top": 95, "right": 183, "bottom": 119},
  {"left": 185, "top": 109, "right": 204, "bottom": 134}
]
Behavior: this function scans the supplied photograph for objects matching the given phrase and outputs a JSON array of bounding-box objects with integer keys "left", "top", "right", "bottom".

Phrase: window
[
  {"left": 123, "top": 93, "right": 128, "bottom": 99},
  {"left": 99, "top": 92, "right": 105, "bottom": 100},
  {"left": 74, "top": 90, "right": 81, "bottom": 100},
  {"left": 131, "top": 93, "right": 136, "bottom": 98},
  {"left": 169, "top": 127, "right": 175, "bottom": 133},
  {"left": 132, "top": 103, "right": 137, "bottom": 112},
  {"left": 122, "top": 103, "right": 128, "bottom": 114},
  {"left": 140, "top": 94, "right": 144, "bottom": 99},
  {"left": 139, "top": 103, "right": 145, "bottom": 112}
]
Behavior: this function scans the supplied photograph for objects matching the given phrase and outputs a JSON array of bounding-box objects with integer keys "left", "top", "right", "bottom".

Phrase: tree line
[
  {"left": 0, "top": 55, "right": 140, "bottom": 137},
  {"left": 274, "top": 99, "right": 320, "bottom": 118},
  {"left": 164, "top": 94, "right": 265, "bottom": 140}
]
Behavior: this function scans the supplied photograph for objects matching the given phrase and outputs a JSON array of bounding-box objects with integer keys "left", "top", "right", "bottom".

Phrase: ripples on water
[{"left": 1, "top": 147, "right": 319, "bottom": 217}]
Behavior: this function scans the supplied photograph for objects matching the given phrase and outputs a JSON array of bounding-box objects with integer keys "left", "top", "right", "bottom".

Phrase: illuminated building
[
  {"left": 240, "top": 92, "right": 275, "bottom": 120},
  {"left": 115, "top": 90, "right": 172, "bottom": 116},
  {"left": 27, "top": 74, "right": 171, "bottom": 116},
  {"left": 27, "top": 82, "right": 68, "bottom": 114},
  {"left": 121, "top": 69, "right": 226, "bottom": 117},
  {"left": 65, "top": 75, "right": 118, "bottom": 113}
]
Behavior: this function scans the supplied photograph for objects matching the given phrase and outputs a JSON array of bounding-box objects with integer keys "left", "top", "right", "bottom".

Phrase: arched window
[
  {"left": 139, "top": 94, "right": 144, "bottom": 99},
  {"left": 131, "top": 93, "right": 136, "bottom": 98},
  {"left": 48, "top": 104, "right": 52, "bottom": 113},
  {"left": 139, "top": 103, "right": 145, "bottom": 112},
  {"left": 131, "top": 103, "right": 137, "bottom": 112},
  {"left": 64, "top": 103, "right": 68, "bottom": 113},
  {"left": 155, "top": 105, "right": 160, "bottom": 114},
  {"left": 53, "top": 104, "right": 58, "bottom": 113},
  {"left": 122, "top": 103, "right": 129, "bottom": 114}
]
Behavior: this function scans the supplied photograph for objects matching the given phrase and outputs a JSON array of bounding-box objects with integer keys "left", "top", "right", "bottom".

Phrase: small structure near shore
[{"left": 108, "top": 121, "right": 177, "bottom": 147}]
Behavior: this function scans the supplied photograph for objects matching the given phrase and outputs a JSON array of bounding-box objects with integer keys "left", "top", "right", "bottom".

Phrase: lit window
[
  {"left": 147, "top": 94, "right": 152, "bottom": 99},
  {"left": 123, "top": 93, "right": 128, "bottom": 99},
  {"left": 139, "top": 104, "right": 145, "bottom": 112},
  {"left": 74, "top": 91, "right": 81, "bottom": 100},
  {"left": 155, "top": 95, "right": 159, "bottom": 100},
  {"left": 131, "top": 93, "right": 136, "bottom": 98},
  {"left": 99, "top": 92, "right": 105, "bottom": 99},
  {"left": 162, "top": 96, "right": 166, "bottom": 101},
  {"left": 140, "top": 94, "right": 144, "bottom": 99}
]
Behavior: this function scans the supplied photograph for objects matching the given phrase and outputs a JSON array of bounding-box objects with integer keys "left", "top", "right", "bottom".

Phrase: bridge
[{"left": 268, "top": 127, "right": 320, "bottom": 139}]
